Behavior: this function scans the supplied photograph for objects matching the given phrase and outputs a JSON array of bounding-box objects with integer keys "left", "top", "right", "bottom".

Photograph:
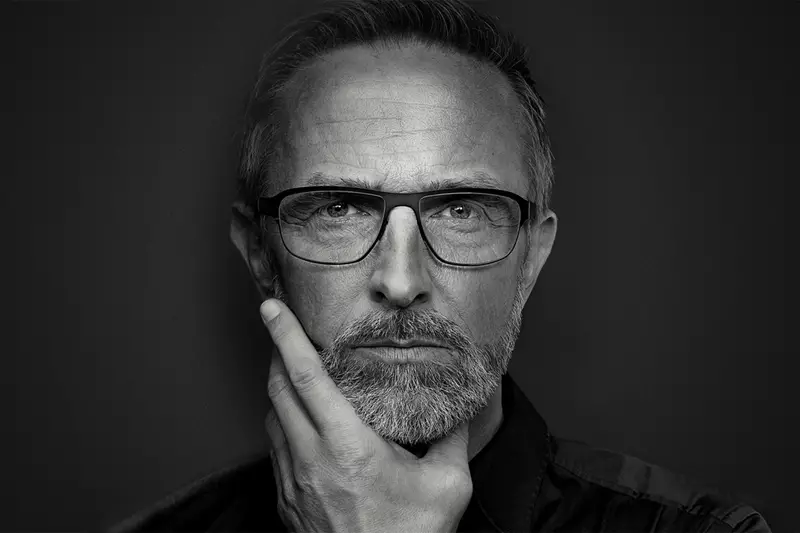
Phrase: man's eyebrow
[{"left": 303, "top": 171, "right": 503, "bottom": 192}]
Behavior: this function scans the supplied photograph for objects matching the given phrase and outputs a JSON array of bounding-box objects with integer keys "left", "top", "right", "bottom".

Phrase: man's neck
[{"left": 467, "top": 381, "right": 504, "bottom": 462}]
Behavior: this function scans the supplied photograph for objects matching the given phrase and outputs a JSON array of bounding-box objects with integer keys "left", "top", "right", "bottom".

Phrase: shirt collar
[{"left": 468, "top": 372, "right": 552, "bottom": 533}]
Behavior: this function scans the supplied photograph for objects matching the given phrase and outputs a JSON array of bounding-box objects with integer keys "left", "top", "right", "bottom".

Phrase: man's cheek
[{"left": 296, "top": 290, "right": 355, "bottom": 345}]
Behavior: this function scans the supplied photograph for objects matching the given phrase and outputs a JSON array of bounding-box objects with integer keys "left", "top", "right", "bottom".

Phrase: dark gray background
[{"left": 6, "top": 1, "right": 796, "bottom": 530}]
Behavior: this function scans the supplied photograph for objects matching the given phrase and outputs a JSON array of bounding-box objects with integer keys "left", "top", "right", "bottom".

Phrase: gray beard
[{"left": 268, "top": 259, "right": 526, "bottom": 448}]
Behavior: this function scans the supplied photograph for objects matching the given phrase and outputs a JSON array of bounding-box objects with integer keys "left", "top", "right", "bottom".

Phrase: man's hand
[{"left": 260, "top": 298, "right": 473, "bottom": 533}]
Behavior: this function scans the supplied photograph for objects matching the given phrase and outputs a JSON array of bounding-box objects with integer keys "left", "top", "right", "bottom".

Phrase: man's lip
[{"left": 355, "top": 340, "right": 448, "bottom": 348}]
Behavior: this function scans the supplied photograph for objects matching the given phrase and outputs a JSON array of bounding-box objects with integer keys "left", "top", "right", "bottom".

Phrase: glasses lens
[
  {"left": 420, "top": 193, "right": 521, "bottom": 265},
  {"left": 278, "top": 190, "right": 522, "bottom": 265},
  {"left": 279, "top": 191, "right": 384, "bottom": 263}
]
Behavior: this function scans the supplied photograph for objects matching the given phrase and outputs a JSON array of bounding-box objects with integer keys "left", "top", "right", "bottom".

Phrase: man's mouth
[
  {"left": 352, "top": 343, "right": 451, "bottom": 363},
  {"left": 356, "top": 338, "right": 449, "bottom": 349}
]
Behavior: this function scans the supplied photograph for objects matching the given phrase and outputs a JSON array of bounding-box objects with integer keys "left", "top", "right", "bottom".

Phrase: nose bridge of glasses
[
  {"left": 377, "top": 204, "right": 425, "bottom": 247},
  {"left": 371, "top": 191, "right": 425, "bottom": 236},
  {"left": 381, "top": 192, "right": 425, "bottom": 216}
]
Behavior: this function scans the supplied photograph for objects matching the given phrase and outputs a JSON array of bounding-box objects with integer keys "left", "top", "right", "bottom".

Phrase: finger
[
  {"left": 264, "top": 396, "right": 288, "bottom": 449},
  {"left": 260, "top": 299, "right": 360, "bottom": 437},
  {"left": 267, "top": 345, "right": 317, "bottom": 454},
  {"left": 265, "top": 408, "right": 296, "bottom": 522},
  {"left": 264, "top": 403, "right": 290, "bottom": 477},
  {"left": 423, "top": 419, "right": 471, "bottom": 467},
  {"left": 270, "top": 451, "right": 297, "bottom": 532}
]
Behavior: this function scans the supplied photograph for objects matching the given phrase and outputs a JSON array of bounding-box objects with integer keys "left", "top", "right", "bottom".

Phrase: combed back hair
[{"left": 238, "top": 0, "right": 554, "bottom": 219}]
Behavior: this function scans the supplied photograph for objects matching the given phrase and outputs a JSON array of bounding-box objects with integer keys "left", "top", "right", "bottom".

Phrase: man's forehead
[{"left": 273, "top": 42, "right": 528, "bottom": 197}]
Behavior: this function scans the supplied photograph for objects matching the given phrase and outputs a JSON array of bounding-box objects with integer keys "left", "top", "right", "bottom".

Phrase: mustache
[{"left": 330, "top": 308, "right": 474, "bottom": 352}]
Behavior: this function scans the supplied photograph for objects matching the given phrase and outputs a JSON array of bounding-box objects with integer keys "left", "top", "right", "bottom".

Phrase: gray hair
[{"left": 238, "top": 0, "right": 554, "bottom": 218}]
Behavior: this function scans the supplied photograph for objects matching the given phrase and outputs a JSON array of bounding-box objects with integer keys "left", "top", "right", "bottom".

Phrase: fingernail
[{"left": 261, "top": 299, "right": 280, "bottom": 321}]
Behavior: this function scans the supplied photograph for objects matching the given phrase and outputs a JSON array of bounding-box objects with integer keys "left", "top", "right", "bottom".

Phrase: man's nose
[{"left": 368, "top": 207, "right": 432, "bottom": 308}]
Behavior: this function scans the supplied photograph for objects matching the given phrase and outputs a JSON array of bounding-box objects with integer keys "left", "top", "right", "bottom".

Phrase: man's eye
[
  {"left": 449, "top": 204, "right": 476, "bottom": 219},
  {"left": 434, "top": 203, "right": 480, "bottom": 220},
  {"left": 322, "top": 201, "right": 356, "bottom": 217}
]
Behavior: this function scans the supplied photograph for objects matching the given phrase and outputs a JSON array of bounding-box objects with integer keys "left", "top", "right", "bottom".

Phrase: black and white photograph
[{"left": 6, "top": 0, "right": 795, "bottom": 531}]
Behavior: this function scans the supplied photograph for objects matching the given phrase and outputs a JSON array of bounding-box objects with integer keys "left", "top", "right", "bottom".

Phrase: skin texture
[{"left": 231, "top": 40, "right": 557, "bottom": 460}]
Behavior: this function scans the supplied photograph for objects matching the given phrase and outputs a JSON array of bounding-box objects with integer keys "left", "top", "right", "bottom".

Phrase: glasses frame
[{"left": 256, "top": 186, "right": 536, "bottom": 266}]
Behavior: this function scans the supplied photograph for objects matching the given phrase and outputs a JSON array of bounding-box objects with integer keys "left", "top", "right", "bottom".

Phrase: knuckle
[
  {"left": 267, "top": 373, "right": 292, "bottom": 400},
  {"left": 292, "top": 457, "right": 321, "bottom": 492},
  {"left": 293, "top": 472, "right": 316, "bottom": 496},
  {"left": 327, "top": 436, "right": 376, "bottom": 477},
  {"left": 457, "top": 471, "right": 474, "bottom": 497},
  {"left": 289, "top": 362, "right": 317, "bottom": 392},
  {"left": 437, "top": 467, "right": 473, "bottom": 501},
  {"left": 291, "top": 446, "right": 322, "bottom": 475}
]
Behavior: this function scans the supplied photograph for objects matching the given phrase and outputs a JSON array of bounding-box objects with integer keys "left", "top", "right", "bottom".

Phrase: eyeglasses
[{"left": 256, "top": 186, "right": 535, "bottom": 266}]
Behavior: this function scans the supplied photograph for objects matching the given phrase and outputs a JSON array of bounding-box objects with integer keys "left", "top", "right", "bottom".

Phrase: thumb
[{"left": 423, "top": 419, "right": 470, "bottom": 467}]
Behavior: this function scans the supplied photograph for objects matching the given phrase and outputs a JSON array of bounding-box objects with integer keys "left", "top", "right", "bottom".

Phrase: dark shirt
[{"left": 108, "top": 373, "right": 770, "bottom": 532}]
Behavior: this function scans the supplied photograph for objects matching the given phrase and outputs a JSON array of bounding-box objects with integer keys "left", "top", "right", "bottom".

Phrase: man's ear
[
  {"left": 520, "top": 209, "right": 558, "bottom": 302},
  {"left": 230, "top": 197, "right": 276, "bottom": 301}
]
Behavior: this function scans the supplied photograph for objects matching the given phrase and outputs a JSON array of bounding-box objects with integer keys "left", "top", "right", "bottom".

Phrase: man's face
[{"left": 252, "top": 42, "right": 554, "bottom": 448}]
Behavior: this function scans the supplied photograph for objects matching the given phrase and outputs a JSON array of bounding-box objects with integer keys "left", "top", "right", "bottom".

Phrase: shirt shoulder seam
[{"left": 550, "top": 455, "right": 736, "bottom": 531}]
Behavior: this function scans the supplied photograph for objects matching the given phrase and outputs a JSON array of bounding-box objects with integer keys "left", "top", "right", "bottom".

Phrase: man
[{"left": 110, "top": 0, "right": 771, "bottom": 531}]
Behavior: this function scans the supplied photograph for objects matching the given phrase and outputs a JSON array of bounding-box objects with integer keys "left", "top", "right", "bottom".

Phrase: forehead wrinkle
[
  {"left": 302, "top": 118, "right": 482, "bottom": 144},
  {"left": 310, "top": 116, "right": 400, "bottom": 125},
  {"left": 355, "top": 98, "right": 468, "bottom": 112},
  {"left": 308, "top": 98, "right": 472, "bottom": 125},
  {"left": 357, "top": 127, "right": 449, "bottom": 141},
  {"left": 303, "top": 171, "right": 502, "bottom": 192}
]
